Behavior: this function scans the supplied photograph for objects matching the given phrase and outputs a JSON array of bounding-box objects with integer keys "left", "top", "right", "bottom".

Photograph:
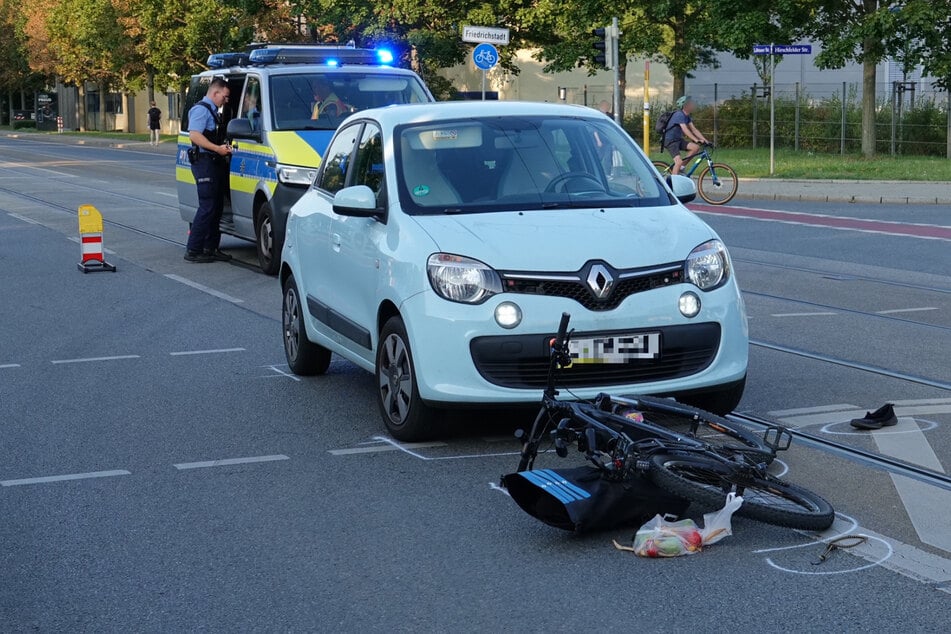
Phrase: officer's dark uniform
[{"left": 186, "top": 96, "right": 229, "bottom": 257}]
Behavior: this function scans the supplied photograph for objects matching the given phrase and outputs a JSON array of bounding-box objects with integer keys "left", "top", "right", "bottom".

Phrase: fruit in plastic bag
[{"left": 614, "top": 493, "right": 744, "bottom": 558}]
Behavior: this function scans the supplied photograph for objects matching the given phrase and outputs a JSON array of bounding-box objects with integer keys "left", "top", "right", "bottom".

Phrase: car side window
[
  {"left": 240, "top": 76, "right": 262, "bottom": 130},
  {"left": 351, "top": 124, "right": 385, "bottom": 204},
  {"left": 316, "top": 124, "right": 362, "bottom": 195}
]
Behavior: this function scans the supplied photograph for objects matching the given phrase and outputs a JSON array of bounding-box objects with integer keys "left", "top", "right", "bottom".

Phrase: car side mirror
[
  {"left": 667, "top": 174, "right": 697, "bottom": 204},
  {"left": 227, "top": 117, "right": 261, "bottom": 142},
  {"left": 332, "top": 185, "right": 383, "bottom": 219}
]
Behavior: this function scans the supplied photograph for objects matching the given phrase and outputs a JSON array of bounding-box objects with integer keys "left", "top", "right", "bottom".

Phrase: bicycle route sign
[
  {"left": 473, "top": 43, "right": 499, "bottom": 71},
  {"left": 754, "top": 44, "right": 812, "bottom": 55}
]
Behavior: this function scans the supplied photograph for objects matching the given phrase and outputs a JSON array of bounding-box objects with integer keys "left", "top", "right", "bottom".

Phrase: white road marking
[
  {"left": 7, "top": 212, "right": 41, "bottom": 225},
  {"left": 67, "top": 235, "right": 115, "bottom": 254},
  {"left": 876, "top": 306, "right": 938, "bottom": 315},
  {"left": 169, "top": 347, "right": 245, "bottom": 356},
  {"left": 164, "top": 274, "right": 244, "bottom": 304},
  {"left": 0, "top": 363, "right": 20, "bottom": 369},
  {"left": 155, "top": 192, "right": 177, "bottom": 198},
  {"left": 329, "top": 440, "right": 447, "bottom": 456},
  {"left": 1, "top": 469, "right": 131, "bottom": 487},
  {"left": 872, "top": 417, "right": 951, "bottom": 553},
  {"left": 777, "top": 403, "right": 951, "bottom": 428},
  {"left": 52, "top": 355, "right": 140, "bottom": 365},
  {"left": 0, "top": 163, "right": 76, "bottom": 178},
  {"left": 769, "top": 311, "right": 837, "bottom": 317},
  {"left": 173, "top": 454, "right": 290, "bottom": 470},
  {"left": 819, "top": 418, "right": 940, "bottom": 436},
  {"left": 769, "top": 404, "right": 858, "bottom": 417}
]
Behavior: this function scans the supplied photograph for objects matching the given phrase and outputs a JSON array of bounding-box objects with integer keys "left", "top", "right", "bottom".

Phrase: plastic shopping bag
[{"left": 614, "top": 493, "right": 744, "bottom": 557}]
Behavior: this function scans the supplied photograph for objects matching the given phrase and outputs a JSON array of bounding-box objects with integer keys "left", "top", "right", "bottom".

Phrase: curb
[{"left": 736, "top": 192, "right": 951, "bottom": 205}]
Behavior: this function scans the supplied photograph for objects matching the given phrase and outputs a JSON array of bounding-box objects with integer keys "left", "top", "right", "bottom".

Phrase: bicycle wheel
[
  {"left": 696, "top": 163, "right": 738, "bottom": 205},
  {"left": 652, "top": 160, "right": 672, "bottom": 176},
  {"left": 613, "top": 395, "right": 774, "bottom": 461},
  {"left": 648, "top": 453, "right": 835, "bottom": 531}
]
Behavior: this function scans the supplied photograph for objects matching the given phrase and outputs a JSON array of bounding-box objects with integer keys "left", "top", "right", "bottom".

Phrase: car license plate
[{"left": 568, "top": 332, "right": 661, "bottom": 364}]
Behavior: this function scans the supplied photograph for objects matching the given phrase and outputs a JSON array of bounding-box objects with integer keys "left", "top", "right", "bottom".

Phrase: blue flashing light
[
  {"left": 377, "top": 49, "right": 395, "bottom": 65},
  {"left": 248, "top": 48, "right": 279, "bottom": 64},
  {"left": 326, "top": 59, "right": 339, "bottom": 67}
]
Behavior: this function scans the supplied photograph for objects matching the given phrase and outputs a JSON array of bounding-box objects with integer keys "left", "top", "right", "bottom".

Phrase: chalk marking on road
[
  {"left": 52, "top": 355, "right": 140, "bottom": 365},
  {"left": 769, "top": 311, "right": 838, "bottom": 318},
  {"left": 265, "top": 365, "right": 300, "bottom": 382},
  {"left": 169, "top": 347, "right": 246, "bottom": 356},
  {"left": 329, "top": 439, "right": 447, "bottom": 456},
  {"left": 0, "top": 363, "right": 20, "bottom": 369},
  {"left": 819, "top": 418, "right": 939, "bottom": 436},
  {"left": 173, "top": 454, "right": 290, "bottom": 470},
  {"left": 164, "top": 274, "right": 244, "bottom": 304},
  {"left": 875, "top": 306, "right": 938, "bottom": 315},
  {"left": 489, "top": 482, "right": 511, "bottom": 496},
  {"left": 764, "top": 535, "right": 894, "bottom": 576},
  {"left": 872, "top": 417, "right": 951, "bottom": 553},
  {"left": 1, "top": 469, "right": 131, "bottom": 487},
  {"left": 6, "top": 211, "right": 41, "bottom": 225},
  {"left": 68, "top": 235, "right": 115, "bottom": 254},
  {"left": 770, "top": 458, "right": 789, "bottom": 478}
]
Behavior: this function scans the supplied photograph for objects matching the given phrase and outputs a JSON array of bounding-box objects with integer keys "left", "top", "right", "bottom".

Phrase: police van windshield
[
  {"left": 269, "top": 72, "right": 429, "bottom": 131},
  {"left": 396, "top": 116, "right": 673, "bottom": 214}
]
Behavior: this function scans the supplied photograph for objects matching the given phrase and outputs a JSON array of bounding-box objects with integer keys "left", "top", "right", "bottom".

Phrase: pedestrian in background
[
  {"left": 184, "top": 78, "right": 233, "bottom": 263},
  {"left": 147, "top": 101, "right": 162, "bottom": 146}
]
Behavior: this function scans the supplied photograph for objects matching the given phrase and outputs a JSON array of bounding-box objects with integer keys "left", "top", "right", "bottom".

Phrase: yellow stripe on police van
[{"left": 268, "top": 132, "right": 323, "bottom": 168}]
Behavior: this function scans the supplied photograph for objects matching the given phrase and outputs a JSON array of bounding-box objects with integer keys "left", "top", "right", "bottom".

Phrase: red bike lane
[{"left": 689, "top": 203, "right": 951, "bottom": 241}]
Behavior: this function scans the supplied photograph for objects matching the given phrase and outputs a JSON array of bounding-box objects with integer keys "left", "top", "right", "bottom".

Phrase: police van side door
[{"left": 228, "top": 74, "right": 263, "bottom": 237}]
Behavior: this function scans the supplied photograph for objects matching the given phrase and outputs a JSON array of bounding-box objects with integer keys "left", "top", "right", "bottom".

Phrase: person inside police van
[
  {"left": 184, "top": 78, "right": 233, "bottom": 264},
  {"left": 310, "top": 78, "right": 349, "bottom": 119}
]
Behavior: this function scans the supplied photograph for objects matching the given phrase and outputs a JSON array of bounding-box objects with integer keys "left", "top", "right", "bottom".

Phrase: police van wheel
[{"left": 256, "top": 202, "right": 282, "bottom": 276}]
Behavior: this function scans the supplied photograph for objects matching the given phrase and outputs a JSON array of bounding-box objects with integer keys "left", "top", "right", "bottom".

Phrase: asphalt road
[{"left": 0, "top": 136, "right": 949, "bottom": 631}]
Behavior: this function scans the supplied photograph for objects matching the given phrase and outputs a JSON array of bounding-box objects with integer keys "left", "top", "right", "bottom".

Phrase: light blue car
[{"left": 280, "top": 101, "right": 748, "bottom": 440}]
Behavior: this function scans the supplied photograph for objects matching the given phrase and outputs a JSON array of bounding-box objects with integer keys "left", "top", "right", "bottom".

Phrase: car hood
[{"left": 410, "top": 206, "right": 717, "bottom": 271}]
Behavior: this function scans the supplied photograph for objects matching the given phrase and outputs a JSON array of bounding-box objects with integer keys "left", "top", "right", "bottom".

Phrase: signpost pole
[
  {"left": 643, "top": 60, "right": 650, "bottom": 150},
  {"left": 482, "top": 71, "right": 486, "bottom": 101},
  {"left": 770, "top": 44, "right": 775, "bottom": 175}
]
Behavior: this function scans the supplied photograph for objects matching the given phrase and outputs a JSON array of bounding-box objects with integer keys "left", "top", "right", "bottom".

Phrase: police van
[{"left": 176, "top": 44, "right": 434, "bottom": 274}]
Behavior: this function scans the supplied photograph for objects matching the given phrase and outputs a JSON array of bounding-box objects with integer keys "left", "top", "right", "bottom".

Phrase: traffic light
[{"left": 592, "top": 26, "right": 616, "bottom": 70}]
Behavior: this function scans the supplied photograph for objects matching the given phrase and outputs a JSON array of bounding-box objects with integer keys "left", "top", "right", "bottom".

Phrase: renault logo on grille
[{"left": 586, "top": 264, "right": 615, "bottom": 299}]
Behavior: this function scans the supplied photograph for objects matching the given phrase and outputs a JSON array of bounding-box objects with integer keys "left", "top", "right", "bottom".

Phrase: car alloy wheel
[{"left": 379, "top": 332, "right": 413, "bottom": 424}]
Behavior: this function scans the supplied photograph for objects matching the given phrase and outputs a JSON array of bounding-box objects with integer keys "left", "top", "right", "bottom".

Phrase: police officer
[{"left": 185, "top": 78, "right": 233, "bottom": 263}]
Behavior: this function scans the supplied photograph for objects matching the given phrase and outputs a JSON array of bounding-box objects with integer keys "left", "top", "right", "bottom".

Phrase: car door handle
[{"left": 332, "top": 232, "right": 341, "bottom": 252}]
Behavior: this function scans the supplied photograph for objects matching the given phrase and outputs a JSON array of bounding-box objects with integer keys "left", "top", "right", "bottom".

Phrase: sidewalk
[
  {"left": 4, "top": 130, "right": 949, "bottom": 205},
  {"left": 737, "top": 178, "right": 951, "bottom": 205}
]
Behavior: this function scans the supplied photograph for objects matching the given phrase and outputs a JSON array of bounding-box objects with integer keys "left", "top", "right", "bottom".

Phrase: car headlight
[
  {"left": 685, "top": 239, "right": 730, "bottom": 291},
  {"left": 427, "top": 253, "right": 502, "bottom": 304},
  {"left": 276, "top": 164, "right": 318, "bottom": 186}
]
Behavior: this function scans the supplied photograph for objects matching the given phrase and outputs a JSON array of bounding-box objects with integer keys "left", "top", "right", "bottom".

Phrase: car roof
[{"left": 350, "top": 101, "right": 612, "bottom": 129}]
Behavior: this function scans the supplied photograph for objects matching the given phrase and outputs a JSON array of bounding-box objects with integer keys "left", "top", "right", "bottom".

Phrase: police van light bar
[
  {"left": 377, "top": 49, "right": 395, "bottom": 65},
  {"left": 207, "top": 52, "right": 250, "bottom": 69},
  {"left": 246, "top": 45, "right": 388, "bottom": 66}
]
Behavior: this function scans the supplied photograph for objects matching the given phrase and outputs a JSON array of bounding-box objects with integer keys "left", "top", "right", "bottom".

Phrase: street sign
[
  {"left": 462, "top": 25, "right": 510, "bottom": 46},
  {"left": 473, "top": 43, "right": 499, "bottom": 71},
  {"left": 754, "top": 44, "right": 813, "bottom": 55}
]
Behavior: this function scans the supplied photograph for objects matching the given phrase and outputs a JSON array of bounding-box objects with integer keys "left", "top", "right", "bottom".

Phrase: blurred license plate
[{"left": 568, "top": 333, "right": 660, "bottom": 364}]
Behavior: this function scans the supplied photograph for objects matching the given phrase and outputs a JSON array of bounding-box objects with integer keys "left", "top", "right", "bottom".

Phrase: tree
[{"left": 808, "top": 0, "right": 909, "bottom": 157}]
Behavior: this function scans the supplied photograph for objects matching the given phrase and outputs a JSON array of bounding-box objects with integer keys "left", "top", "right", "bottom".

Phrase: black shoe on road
[
  {"left": 204, "top": 249, "right": 232, "bottom": 262},
  {"left": 849, "top": 403, "right": 898, "bottom": 430},
  {"left": 184, "top": 251, "right": 215, "bottom": 263}
]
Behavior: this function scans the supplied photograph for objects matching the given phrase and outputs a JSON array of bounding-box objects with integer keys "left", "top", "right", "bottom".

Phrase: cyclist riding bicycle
[{"left": 664, "top": 95, "right": 710, "bottom": 175}]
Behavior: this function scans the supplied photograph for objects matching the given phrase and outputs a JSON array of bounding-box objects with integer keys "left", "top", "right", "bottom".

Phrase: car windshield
[
  {"left": 395, "top": 116, "right": 673, "bottom": 214},
  {"left": 269, "top": 72, "right": 429, "bottom": 131}
]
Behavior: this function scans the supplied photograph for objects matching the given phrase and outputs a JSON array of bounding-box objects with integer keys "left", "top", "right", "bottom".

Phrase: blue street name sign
[{"left": 754, "top": 44, "right": 813, "bottom": 55}]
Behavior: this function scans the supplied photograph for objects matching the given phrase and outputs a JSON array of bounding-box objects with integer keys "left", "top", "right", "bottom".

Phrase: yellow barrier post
[
  {"left": 643, "top": 61, "right": 650, "bottom": 151},
  {"left": 77, "top": 204, "right": 116, "bottom": 273}
]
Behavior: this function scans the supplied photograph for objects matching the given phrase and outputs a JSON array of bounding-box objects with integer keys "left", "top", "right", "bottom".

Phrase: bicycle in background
[{"left": 653, "top": 143, "right": 738, "bottom": 205}]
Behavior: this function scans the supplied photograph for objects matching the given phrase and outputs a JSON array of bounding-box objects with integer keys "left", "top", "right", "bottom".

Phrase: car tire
[
  {"left": 680, "top": 376, "right": 746, "bottom": 416},
  {"left": 376, "top": 316, "right": 440, "bottom": 441},
  {"left": 282, "top": 274, "right": 332, "bottom": 376},
  {"left": 256, "top": 201, "right": 282, "bottom": 276}
]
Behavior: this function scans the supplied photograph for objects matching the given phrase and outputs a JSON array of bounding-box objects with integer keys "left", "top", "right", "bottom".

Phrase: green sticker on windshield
[{"left": 413, "top": 185, "right": 430, "bottom": 197}]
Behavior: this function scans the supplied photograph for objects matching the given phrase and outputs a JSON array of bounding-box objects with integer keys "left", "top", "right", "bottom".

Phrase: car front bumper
[{"left": 399, "top": 281, "right": 748, "bottom": 404}]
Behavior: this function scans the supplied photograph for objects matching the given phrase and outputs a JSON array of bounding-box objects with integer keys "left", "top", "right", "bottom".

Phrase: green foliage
[{"left": 12, "top": 119, "right": 36, "bottom": 129}]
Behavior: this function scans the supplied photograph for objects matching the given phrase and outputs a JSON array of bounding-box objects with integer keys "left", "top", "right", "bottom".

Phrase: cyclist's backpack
[{"left": 655, "top": 110, "right": 675, "bottom": 147}]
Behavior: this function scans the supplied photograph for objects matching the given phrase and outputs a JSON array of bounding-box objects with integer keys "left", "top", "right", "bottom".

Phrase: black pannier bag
[{"left": 502, "top": 466, "right": 690, "bottom": 533}]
